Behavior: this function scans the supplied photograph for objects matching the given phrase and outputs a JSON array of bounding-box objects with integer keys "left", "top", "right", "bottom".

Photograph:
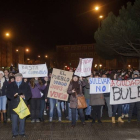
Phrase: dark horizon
[{"left": 0, "top": 0, "right": 135, "bottom": 56}]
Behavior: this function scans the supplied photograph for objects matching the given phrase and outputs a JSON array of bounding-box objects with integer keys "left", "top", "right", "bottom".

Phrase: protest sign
[
  {"left": 18, "top": 64, "right": 48, "bottom": 78},
  {"left": 47, "top": 68, "right": 73, "bottom": 101},
  {"left": 74, "top": 58, "right": 93, "bottom": 77},
  {"left": 89, "top": 78, "right": 110, "bottom": 94},
  {"left": 110, "top": 79, "right": 140, "bottom": 105}
]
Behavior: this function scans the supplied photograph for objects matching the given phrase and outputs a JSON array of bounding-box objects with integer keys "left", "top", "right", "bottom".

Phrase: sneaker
[
  {"left": 49, "top": 117, "right": 52, "bottom": 122},
  {"left": 31, "top": 119, "right": 35, "bottom": 123},
  {"left": 125, "top": 114, "right": 129, "bottom": 118},
  {"left": 44, "top": 111, "right": 47, "bottom": 115},
  {"left": 12, "top": 135, "right": 18, "bottom": 138},
  {"left": 20, "top": 134, "right": 27, "bottom": 138},
  {"left": 36, "top": 119, "right": 40, "bottom": 122},
  {"left": 58, "top": 117, "right": 61, "bottom": 122},
  {"left": 7, "top": 118, "right": 11, "bottom": 122},
  {"left": 122, "top": 114, "right": 125, "bottom": 118}
]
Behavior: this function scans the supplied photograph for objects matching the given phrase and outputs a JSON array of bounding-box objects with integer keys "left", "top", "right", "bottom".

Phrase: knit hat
[{"left": 0, "top": 71, "right": 4, "bottom": 76}]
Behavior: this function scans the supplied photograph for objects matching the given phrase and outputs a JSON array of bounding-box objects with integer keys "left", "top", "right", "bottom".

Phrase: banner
[
  {"left": 18, "top": 64, "right": 48, "bottom": 78},
  {"left": 89, "top": 78, "right": 110, "bottom": 94},
  {"left": 110, "top": 79, "right": 140, "bottom": 105},
  {"left": 74, "top": 58, "right": 93, "bottom": 77},
  {"left": 47, "top": 68, "right": 73, "bottom": 101}
]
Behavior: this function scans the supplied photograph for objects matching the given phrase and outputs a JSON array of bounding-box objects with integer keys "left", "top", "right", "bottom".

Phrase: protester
[
  {"left": 83, "top": 76, "right": 92, "bottom": 120},
  {"left": 90, "top": 73, "right": 105, "bottom": 124},
  {"left": 40, "top": 76, "right": 49, "bottom": 122},
  {"left": 6, "top": 73, "right": 31, "bottom": 138},
  {"left": 102, "top": 74, "right": 112, "bottom": 118},
  {"left": 128, "top": 74, "right": 140, "bottom": 122},
  {"left": 4, "top": 69, "right": 9, "bottom": 81},
  {"left": 67, "top": 75, "right": 86, "bottom": 128},
  {"left": 0, "top": 71, "right": 9, "bottom": 123},
  {"left": 29, "top": 77, "right": 47, "bottom": 123}
]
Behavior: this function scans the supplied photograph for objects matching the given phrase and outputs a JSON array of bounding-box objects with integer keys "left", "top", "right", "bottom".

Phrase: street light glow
[
  {"left": 5, "top": 33, "right": 10, "bottom": 37},
  {"left": 95, "top": 6, "right": 99, "bottom": 11},
  {"left": 38, "top": 55, "right": 40, "bottom": 58},
  {"left": 99, "top": 15, "right": 103, "bottom": 18},
  {"left": 45, "top": 55, "right": 48, "bottom": 58},
  {"left": 16, "top": 49, "right": 19, "bottom": 52},
  {"left": 26, "top": 49, "right": 29, "bottom": 52},
  {"left": 27, "top": 58, "right": 30, "bottom": 61}
]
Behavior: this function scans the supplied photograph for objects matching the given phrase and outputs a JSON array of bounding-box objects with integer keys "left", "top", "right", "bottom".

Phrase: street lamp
[
  {"left": 99, "top": 15, "right": 103, "bottom": 19},
  {"left": 5, "top": 33, "right": 10, "bottom": 37},
  {"left": 16, "top": 49, "right": 19, "bottom": 52},
  {"left": 45, "top": 55, "right": 48, "bottom": 58},
  {"left": 38, "top": 55, "right": 40, "bottom": 58},
  {"left": 27, "top": 58, "right": 30, "bottom": 61},
  {"left": 95, "top": 6, "right": 99, "bottom": 11},
  {"left": 26, "top": 48, "right": 29, "bottom": 52}
]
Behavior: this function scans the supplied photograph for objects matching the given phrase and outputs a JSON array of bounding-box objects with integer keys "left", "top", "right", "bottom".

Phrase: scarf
[{"left": 72, "top": 81, "right": 80, "bottom": 97}]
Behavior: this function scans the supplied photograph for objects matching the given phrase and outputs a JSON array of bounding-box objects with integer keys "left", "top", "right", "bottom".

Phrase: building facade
[{"left": 56, "top": 44, "right": 139, "bottom": 70}]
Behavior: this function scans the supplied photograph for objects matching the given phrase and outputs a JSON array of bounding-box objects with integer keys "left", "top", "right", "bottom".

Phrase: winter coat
[
  {"left": 67, "top": 80, "right": 86, "bottom": 108},
  {"left": 83, "top": 78, "right": 90, "bottom": 99},
  {"left": 6, "top": 81, "right": 31, "bottom": 114},
  {"left": 0, "top": 77, "right": 9, "bottom": 96},
  {"left": 29, "top": 83, "right": 46, "bottom": 98},
  {"left": 90, "top": 93, "right": 105, "bottom": 106}
]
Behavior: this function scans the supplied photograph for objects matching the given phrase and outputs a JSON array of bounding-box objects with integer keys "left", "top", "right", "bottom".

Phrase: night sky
[{"left": 0, "top": 0, "right": 135, "bottom": 56}]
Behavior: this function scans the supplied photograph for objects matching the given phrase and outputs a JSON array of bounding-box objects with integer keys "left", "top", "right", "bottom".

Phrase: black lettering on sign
[
  {"left": 138, "top": 86, "right": 140, "bottom": 97},
  {"left": 122, "top": 88, "right": 130, "bottom": 100},
  {"left": 130, "top": 87, "right": 136, "bottom": 99},
  {"left": 112, "top": 87, "right": 122, "bottom": 101}
]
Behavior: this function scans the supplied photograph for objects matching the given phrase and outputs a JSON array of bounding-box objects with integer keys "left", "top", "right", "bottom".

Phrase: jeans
[
  {"left": 40, "top": 99, "right": 45, "bottom": 120},
  {"left": 92, "top": 105, "right": 102, "bottom": 121},
  {"left": 49, "top": 98, "right": 61, "bottom": 118},
  {"left": 30, "top": 98, "right": 41, "bottom": 120},
  {"left": 104, "top": 96, "right": 112, "bottom": 117},
  {"left": 122, "top": 104, "right": 129, "bottom": 114},
  {"left": 11, "top": 114, "right": 25, "bottom": 135},
  {"left": 68, "top": 103, "right": 78, "bottom": 121},
  {"left": 85, "top": 99, "right": 91, "bottom": 115},
  {"left": 0, "top": 95, "right": 7, "bottom": 110},
  {"left": 71, "top": 108, "right": 85, "bottom": 125},
  {"left": 61, "top": 101, "right": 65, "bottom": 110},
  {"left": 128, "top": 102, "right": 140, "bottom": 121},
  {"left": 112, "top": 104, "right": 122, "bottom": 117}
]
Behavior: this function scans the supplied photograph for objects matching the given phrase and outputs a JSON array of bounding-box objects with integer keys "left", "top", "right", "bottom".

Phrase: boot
[
  {"left": 3, "top": 113, "right": 7, "bottom": 124},
  {"left": 112, "top": 117, "right": 116, "bottom": 123},
  {"left": 0, "top": 112, "right": 3, "bottom": 122},
  {"left": 85, "top": 115, "right": 88, "bottom": 120},
  {"left": 118, "top": 117, "right": 124, "bottom": 123},
  {"left": 88, "top": 115, "right": 93, "bottom": 120}
]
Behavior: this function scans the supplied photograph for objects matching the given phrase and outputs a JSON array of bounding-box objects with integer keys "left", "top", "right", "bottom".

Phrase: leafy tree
[{"left": 94, "top": 0, "right": 140, "bottom": 59}]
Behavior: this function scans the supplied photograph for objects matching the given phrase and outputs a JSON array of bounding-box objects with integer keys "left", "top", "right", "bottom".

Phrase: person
[
  {"left": 7, "top": 76, "right": 15, "bottom": 122},
  {"left": 40, "top": 76, "right": 49, "bottom": 122},
  {"left": 128, "top": 74, "right": 140, "bottom": 122},
  {"left": 0, "top": 71, "right": 9, "bottom": 123},
  {"left": 83, "top": 76, "right": 92, "bottom": 120},
  {"left": 67, "top": 75, "right": 86, "bottom": 128},
  {"left": 102, "top": 74, "right": 112, "bottom": 118},
  {"left": 29, "top": 77, "right": 47, "bottom": 123},
  {"left": 6, "top": 73, "right": 31, "bottom": 138},
  {"left": 111, "top": 73, "right": 124, "bottom": 123},
  {"left": 90, "top": 74, "right": 105, "bottom": 124},
  {"left": 4, "top": 69, "right": 9, "bottom": 81}
]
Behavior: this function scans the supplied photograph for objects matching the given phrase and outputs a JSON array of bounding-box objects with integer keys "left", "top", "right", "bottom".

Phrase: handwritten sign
[
  {"left": 74, "top": 58, "right": 93, "bottom": 77},
  {"left": 47, "top": 68, "right": 73, "bottom": 101},
  {"left": 110, "top": 79, "right": 140, "bottom": 105},
  {"left": 18, "top": 64, "right": 48, "bottom": 78},
  {"left": 89, "top": 78, "right": 110, "bottom": 94}
]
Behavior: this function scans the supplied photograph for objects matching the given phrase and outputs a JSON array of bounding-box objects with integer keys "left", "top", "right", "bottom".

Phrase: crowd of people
[{"left": 0, "top": 68, "right": 140, "bottom": 138}]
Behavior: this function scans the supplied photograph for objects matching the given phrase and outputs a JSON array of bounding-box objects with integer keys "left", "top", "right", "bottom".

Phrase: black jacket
[
  {"left": 0, "top": 79, "right": 9, "bottom": 96},
  {"left": 41, "top": 80, "right": 50, "bottom": 99},
  {"left": 6, "top": 81, "right": 32, "bottom": 114}
]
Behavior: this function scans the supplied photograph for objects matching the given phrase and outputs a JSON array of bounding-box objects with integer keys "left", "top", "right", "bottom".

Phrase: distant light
[
  {"left": 5, "top": 33, "right": 10, "bottom": 37},
  {"left": 128, "top": 65, "right": 131, "bottom": 68},
  {"left": 95, "top": 64, "right": 97, "bottom": 68},
  {"left": 45, "top": 55, "right": 48, "bottom": 58},
  {"left": 26, "top": 49, "right": 29, "bottom": 52},
  {"left": 65, "top": 66, "right": 67, "bottom": 68},
  {"left": 38, "top": 55, "right": 40, "bottom": 58},
  {"left": 67, "top": 67, "right": 70, "bottom": 70},
  {"left": 95, "top": 6, "right": 99, "bottom": 11},
  {"left": 27, "top": 58, "right": 30, "bottom": 61},
  {"left": 99, "top": 64, "right": 102, "bottom": 67},
  {"left": 99, "top": 15, "right": 103, "bottom": 19},
  {"left": 16, "top": 49, "right": 19, "bottom": 52}
]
